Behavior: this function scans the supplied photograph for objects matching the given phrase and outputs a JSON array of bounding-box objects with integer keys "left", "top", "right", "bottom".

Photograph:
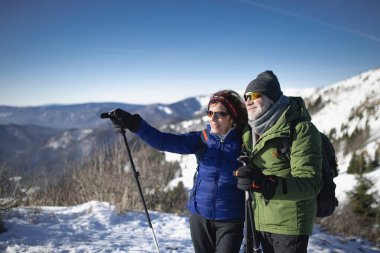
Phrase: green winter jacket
[{"left": 242, "top": 97, "right": 323, "bottom": 235}]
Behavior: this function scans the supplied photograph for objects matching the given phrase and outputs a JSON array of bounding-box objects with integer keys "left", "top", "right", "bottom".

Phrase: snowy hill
[
  {"left": 164, "top": 68, "right": 380, "bottom": 204},
  {"left": 309, "top": 68, "right": 380, "bottom": 137},
  {"left": 1, "top": 201, "right": 379, "bottom": 253},
  {"left": 306, "top": 68, "right": 380, "bottom": 203}
]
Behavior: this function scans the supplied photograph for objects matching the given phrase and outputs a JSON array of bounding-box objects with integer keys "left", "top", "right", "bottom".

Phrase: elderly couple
[{"left": 107, "top": 70, "right": 322, "bottom": 253}]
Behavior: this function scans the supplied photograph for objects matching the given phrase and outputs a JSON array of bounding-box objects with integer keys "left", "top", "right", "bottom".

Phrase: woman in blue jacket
[{"left": 108, "top": 90, "right": 248, "bottom": 253}]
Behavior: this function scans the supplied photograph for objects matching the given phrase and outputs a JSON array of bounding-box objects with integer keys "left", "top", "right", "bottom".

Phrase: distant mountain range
[
  {"left": 0, "top": 68, "right": 379, "bottom": 193},
  {"left": 0, "top": 97, "right": 208, "bottom": 179},
  {"left": 0, "top": 97, "right": 206, "bottom": 129}
]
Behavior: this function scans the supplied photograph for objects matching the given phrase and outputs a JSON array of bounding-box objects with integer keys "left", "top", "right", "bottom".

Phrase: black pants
[
  {"left": 258, "top": 231, "right": 309, "bottom": 253},
  {"left": 190, "top": 213, "right": 244, "bottom": 253}
]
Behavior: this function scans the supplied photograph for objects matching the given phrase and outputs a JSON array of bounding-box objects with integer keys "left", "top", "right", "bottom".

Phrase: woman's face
[{"left": 208, "top": 102, "right": 234, "bottom": 135}]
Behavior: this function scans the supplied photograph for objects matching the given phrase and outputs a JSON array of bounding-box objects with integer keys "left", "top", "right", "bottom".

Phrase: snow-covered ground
[{"left": 1, "top": 201, "right": 379, "bottom": 252}]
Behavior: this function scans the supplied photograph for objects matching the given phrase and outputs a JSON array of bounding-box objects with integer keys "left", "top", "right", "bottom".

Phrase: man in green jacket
[{"left": 234, "top": 70, "right": 323, "bottom": 253}]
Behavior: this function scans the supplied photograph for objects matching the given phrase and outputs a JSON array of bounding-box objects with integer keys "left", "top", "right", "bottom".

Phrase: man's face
[{"left": 245, "top": 94, "right": 273, "bottom": 120}]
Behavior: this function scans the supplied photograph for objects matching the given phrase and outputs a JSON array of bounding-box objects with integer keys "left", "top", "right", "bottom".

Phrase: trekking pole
[
  {"left": 245, "top": 191, "right": 253, "bottom": 253},
  {"left": 246, "top": 190, "right": 262, "bottom": 253},
  {"left": 120, "top": 128, "right": 161, "bottom": 253},
  {"left": 100, "top": 113, "right": 160, "bottom": 253},
  {"left": 238, "top": 155, "right": 261, "bottom": 253}
]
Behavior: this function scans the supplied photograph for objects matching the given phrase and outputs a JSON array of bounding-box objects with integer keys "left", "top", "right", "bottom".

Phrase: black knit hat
[{"left": 245, "top": 70, "right": 283, "bottom": 102}]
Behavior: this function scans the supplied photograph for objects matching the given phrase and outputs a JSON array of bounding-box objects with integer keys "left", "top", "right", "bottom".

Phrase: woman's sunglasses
[
  {"left": 244, "top": 92, "right": 262, "bottom": 101},
  {"left": 206, "top": 110, "right": 229, "bottom": 119}
]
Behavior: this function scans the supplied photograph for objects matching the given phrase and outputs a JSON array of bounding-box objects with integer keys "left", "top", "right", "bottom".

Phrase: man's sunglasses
[
  {"left": 206, "top": 110, "right": 229, "bottom": 119},
  {"left": 244, "top": 92, "right": 262, "bottom": 101}
]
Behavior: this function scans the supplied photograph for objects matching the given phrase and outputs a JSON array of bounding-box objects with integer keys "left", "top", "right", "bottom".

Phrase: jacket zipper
[{"left": 212, "top": 139, "right": 224, "bottom": 219}]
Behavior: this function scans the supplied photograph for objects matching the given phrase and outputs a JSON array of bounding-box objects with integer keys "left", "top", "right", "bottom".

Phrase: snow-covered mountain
[
  {"left": 304, "top": 68, "right": 380, "bottom": 202},
  {"left": 0, "top": 98, "right": 204, "bottom": 130},
  {"left": 164, "top": 68, "right": 380, "bottom": 204}
]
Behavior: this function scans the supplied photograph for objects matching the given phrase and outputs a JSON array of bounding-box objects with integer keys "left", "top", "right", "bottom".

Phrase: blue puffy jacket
[{"left": 135, "top": 119, "right": 245, "bottom": 221}]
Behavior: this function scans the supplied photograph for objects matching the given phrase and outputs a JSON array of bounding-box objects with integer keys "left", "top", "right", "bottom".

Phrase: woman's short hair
[{"left": 208, "top": 90, "right": 248, "bottom": 129}]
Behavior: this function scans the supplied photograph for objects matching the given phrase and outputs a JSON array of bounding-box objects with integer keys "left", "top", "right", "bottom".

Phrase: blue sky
[{"left": 0, "top": 0, "right": 379, "bottom": 106}]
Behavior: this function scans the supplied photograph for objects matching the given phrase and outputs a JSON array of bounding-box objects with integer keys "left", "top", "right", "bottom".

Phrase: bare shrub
[
  {"left": 318, "top": 203, "right": 380, "bottom": 246},
  {"left": 0, "top": 164, "right": 35, "bottom": 233},
  {"left": 0, "top": 164, "right": 33, "bottom": 210},
  {"left": 147, "top": 181, "right": 188, "bottom": 214},
  {"left": 30, "top": 139, "right": 188, "bottom": 214}
]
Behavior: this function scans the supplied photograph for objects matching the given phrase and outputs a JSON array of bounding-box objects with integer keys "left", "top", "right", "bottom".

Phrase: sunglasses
[
  {"left": 244, "top": 92, "right": 262, "bottom": 101},
  {"left": 206, "top": 110, "right": 229, "bottom": 119}
]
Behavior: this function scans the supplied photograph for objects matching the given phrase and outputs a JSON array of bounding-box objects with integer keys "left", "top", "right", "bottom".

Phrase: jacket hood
[{"left": 276, "top": 96, "right": 311, "bottom": 130}]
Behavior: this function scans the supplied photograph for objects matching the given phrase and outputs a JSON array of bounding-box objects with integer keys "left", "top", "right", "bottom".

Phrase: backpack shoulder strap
[
  {"left": 192, "top": 129, "right": 209, "bottom": 185},
  {"left": 280, "top": 117, "right": 309, "bottom": 160},
  {"left": 201, "top": 129, "right": 209, "bottom": 143},
  {"left": 195, "top": 129, "right": 209, "bottom": 161}
]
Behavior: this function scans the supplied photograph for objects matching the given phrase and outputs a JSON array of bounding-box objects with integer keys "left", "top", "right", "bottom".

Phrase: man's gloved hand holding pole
[{"left": 233, "top": 164, "right": 277, "bottom": 201}]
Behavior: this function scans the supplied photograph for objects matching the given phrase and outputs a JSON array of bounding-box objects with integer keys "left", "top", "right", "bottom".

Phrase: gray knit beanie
[{"left": 245, "top": 70, "right": 283, "bottom": 102}]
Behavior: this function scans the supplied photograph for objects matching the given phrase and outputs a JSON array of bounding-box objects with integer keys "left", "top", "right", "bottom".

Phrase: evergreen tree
[
  {"left": 368, "top": 145, "right": 380, "bottom": 171},
  {"left": 359, "top": 152, "right": 367, "bottom": 174},
  {"left": 347, "top": 150, "right": 378, "bottom": 175},
  {"left": 347, "top": 153, "right": 358, "bottom": 174},
  {"left": 348, "top": 176, "right": 379, "bottom": 220}
]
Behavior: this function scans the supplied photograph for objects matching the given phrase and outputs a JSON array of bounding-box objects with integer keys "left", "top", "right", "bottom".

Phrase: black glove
[
  {"left": 109, "top": 108, "right": 141, "bottom": 133},
  {"left": 233, "top": 165, "right": 277, "bottom": 201}
]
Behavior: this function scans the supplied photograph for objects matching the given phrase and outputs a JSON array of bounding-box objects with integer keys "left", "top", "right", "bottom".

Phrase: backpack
[{"left": 281, "top": 118, "right": 339, "bottom": 218}]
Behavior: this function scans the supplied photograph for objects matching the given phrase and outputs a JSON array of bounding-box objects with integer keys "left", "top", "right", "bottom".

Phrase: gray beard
[
  {"left": 247, "top": 97, "right": 273, "bottom": 121},
  {"left": 248, "top": 95, "right": 289, "bottom": 138}
]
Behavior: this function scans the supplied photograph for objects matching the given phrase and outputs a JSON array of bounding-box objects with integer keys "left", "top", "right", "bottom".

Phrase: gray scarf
[{"left": 248, "top": 95, "right": 289, "bottom": 143}]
